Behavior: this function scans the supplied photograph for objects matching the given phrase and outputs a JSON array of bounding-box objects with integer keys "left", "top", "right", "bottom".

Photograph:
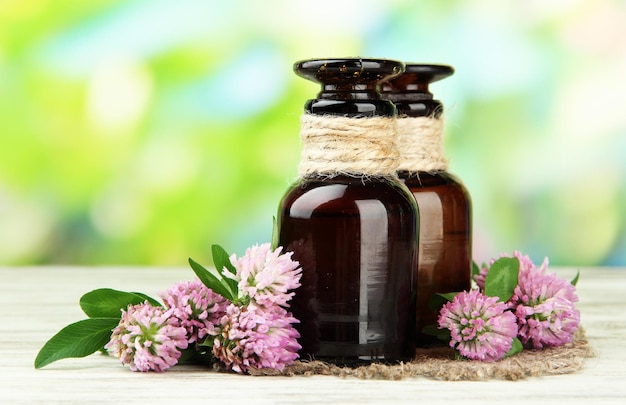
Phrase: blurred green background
[{"left": 1, "top": 0, "right": 624, "bottom": 266}]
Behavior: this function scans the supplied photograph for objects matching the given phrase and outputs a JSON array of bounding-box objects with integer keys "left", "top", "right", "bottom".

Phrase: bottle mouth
[
  {"left": 401, "top": 64, "right": 454, "bottom": 83},
  {"left": 380, "top": 64, "right": 453, "bottom": 94},
  {"left": 294, "top": 58, "right": 404, "bottom": 85},
  {"left": 294, "top": 58, "right": 404, "bottom": 117},
  {"left": 380, "top": 63, "right": 453, "bottom": 118}
]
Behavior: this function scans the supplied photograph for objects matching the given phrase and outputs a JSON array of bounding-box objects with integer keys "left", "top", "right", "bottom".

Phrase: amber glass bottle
[
  {"left": 381, "top": 64, "right": 472, "bottom": 346},
  {"left": 277, "top": 59, "right": 418, "bottom": 364}
]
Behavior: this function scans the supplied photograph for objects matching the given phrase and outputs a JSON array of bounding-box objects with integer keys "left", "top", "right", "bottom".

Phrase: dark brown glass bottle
[
  {"left": 381, "top": 64, "right": 472, "bottom": 346},
  {"left": 277, "top": 59, "right": 418, "bottom": 364}
]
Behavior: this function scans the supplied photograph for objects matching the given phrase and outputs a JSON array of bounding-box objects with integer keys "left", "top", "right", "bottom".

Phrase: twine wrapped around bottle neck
[
  {"left": 396, "top": 116, "right": 448, "bottom": 172},
  {"left": 298, "top": 114, "right": 399, "bottom": 178}
]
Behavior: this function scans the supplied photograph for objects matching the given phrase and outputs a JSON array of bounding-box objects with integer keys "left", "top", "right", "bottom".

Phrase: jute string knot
[
  {"left": 396, "top": 116, "right": 448, "bottom": 172},
  {"left": 298, "top": 114, "right": 399, "bottom": 178}
]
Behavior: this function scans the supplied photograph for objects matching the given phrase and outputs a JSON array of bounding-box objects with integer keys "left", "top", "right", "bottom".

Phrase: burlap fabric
[{"left": 248, "top": 328, "right": 593, "bottom": 381}]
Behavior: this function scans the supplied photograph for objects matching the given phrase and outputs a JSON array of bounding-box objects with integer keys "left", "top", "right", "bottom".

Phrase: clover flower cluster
[
  {"left": 437, "top": 289, "right": 518, "bottom": 362},
  {"left": 160, "top": 280, "right": 229, "bottom": 344},
  {"left": 212, "top": 304, "right": 301, "bottom": 373},
  {"left": 106, "top": 243, "right": 302, "bottom": 373},
  {"left": 507, "top": 252, "right": 580, "bottom": 349},
  {"left": 210, "top": 244, "right": 302, "bottom": 372},
  {"left": 104, "top": 304, "right": 189, "bottom": 372},
  {"left": 438, "top": 251, "right": 580, "bottom": 362},
  {"left": 226, "top": 243, "right": 302, "bottom": 309}
]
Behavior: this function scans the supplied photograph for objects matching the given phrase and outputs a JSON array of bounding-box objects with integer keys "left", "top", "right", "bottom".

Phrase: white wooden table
[{"left": 1, "top": 266, "right": 625, "bottom": 404}]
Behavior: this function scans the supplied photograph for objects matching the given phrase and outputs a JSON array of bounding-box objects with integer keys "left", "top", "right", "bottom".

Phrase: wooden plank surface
[{"left": 1, "top": 266, "right": 625, "bottom": 404}]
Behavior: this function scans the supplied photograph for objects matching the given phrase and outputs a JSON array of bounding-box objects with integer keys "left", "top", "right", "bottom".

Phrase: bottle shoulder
[
  {"left": 400, "top": 171, "right": 470, "bottom": 197},
  {"left": 279, "top": 175, "right": 417, "bottom": 216}
]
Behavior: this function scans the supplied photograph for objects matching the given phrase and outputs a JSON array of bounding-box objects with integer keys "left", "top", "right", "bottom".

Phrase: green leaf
[
  {"left": 271, "top": 216, "right": 280, "bottom": 251},
  {"left": 484, "top": 257, "right": 520, "bottom": 302},
  {"left": 177, "top": 348, "right": 199, "bottom": 365},
  {"left": 504, "top": 337, "right": 524, "bottom": 358},
  {"left": 421, "top": 324, "right": 450, "bottom": 341},
  {"left": 427, "top": 292, "right": 459, "bottom": 311},
  {"left": 131, "top": 292, "right": 162, "bottom": 307},
  {"left": 35, "top": 318, "right": 120, "bottom": 369},
  {"left": 211, "top": 244, "right": 236, "bottom": 276},
  {"left": 80, "top": 288, "right": 160, "bottom": 319},
  {"left": 471, "top": 261, "right": 480, "bottom": 280},
  {"left": 211, "top": 244, "right": 238, "bottom": 294},
  {"left": 188, "top": 258, "right": 236, "bottom": 302},
  {"left": 571, "top": 270, "right": 580, "bottom": 286}
]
